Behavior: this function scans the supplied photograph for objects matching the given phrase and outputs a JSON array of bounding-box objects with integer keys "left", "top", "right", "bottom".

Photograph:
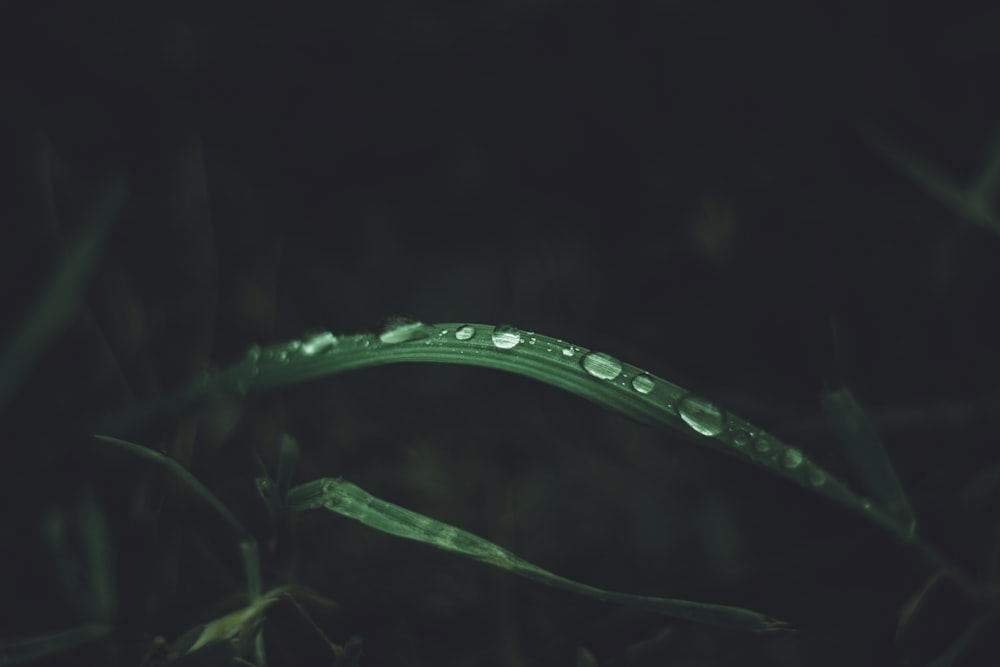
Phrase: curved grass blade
[
  {"left": 95, "top": 322, "right": 921, "bottom": 546},
  {"left": 287, "top": 477, "right": 790, "bottom": 633},
  {"left": 91, "top": 435, "right": 261, "bottom": 601}
]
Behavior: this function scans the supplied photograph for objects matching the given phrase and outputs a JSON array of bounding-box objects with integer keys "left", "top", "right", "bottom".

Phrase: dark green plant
[{"left": 3, "top": 125, "right": 1000, "bottom": 667}]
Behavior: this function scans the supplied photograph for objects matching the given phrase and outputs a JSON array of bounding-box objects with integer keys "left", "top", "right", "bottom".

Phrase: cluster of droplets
[{"left": 745, "top": 433, "right": 827, "bottom": 488}]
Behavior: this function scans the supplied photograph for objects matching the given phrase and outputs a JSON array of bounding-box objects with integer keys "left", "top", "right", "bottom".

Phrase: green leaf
[
  {"left": 288, "top": 477, "right": 790, "bottom": 633},
  {"left": 96, "top": 322, "right": 909, "bottom": 538}
]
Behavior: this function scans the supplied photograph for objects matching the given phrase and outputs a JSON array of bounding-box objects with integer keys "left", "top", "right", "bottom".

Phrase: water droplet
[
  {"left": 631, "top": 374, "right": 655, "bottom": 394},
  {"left": 246, "top": 345, "right": 262, "bottom": 362},
  {"left": 753, "top": 436, "right": 771, "bottom": 453},
  {"left": 561, "top": 347, "right": 575, "bottom": 357},
  {"left": 580, "top": 351, "right": 623, "bottom": 380},
  {"left": 491, "top": 325, "right": 522, "bottom": 349},
  {"left": 782, "top": 448, "right": 804, "bottom": 469},
  {"left": 807, "top": 468, "right": 826, "bottom": 487},
  {"left": 455, "top": 325, "right": 475, "bottom": 341},
  {"left": 379, "top": 320, "right": 429, "bottom": 344},
  {"left": 301, "top": 331, "right": 338, "bottom": 355},
  {"left": 677, "top": 395, "right": 725, "bottom": 436},
  {"left": 731, "top": 428, "right": 754, "bottom": 447}
]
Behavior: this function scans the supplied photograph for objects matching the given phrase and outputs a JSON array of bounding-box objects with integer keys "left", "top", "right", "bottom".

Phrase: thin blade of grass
[
  {"left": 91, "top": 434, "right": 261, "bottom": 600},
  {"left": 0, "top": 175, "right": 127, "bottom": 414},
  {"left": 0, "top": 625, "right": 111, "bottom": 666},
  {"left": 821, "top": 387, "right": 916, "bottom": 540},
  {"left": 287, "top": 477, "right": 790, "bottom": 633},
  {"left": 859, "top": 123, "right": 1000, "bottom": 233},
  {"left": 93, "top": 323, "right": 908, "bottom": 539},
  {"left": 39, "top": 488, "right": 117, "bottom": 623}
]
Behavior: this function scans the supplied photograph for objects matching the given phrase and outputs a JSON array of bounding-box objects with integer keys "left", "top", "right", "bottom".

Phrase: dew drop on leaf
[
  {"left": 580, "top": 351, "right": 623, "bottom": 380},
  {"left": 301, "top": 331, "right": 338, "bottom": 355},
  {"left": 754, "top": 435, "right": 772, "bottom": 453},
  {"left": 677, "top": 395, "right": 725, "bottom": 436},
  {"left": 731, "top": 428, "right": 754, "bottom": 447},
  {"left": 807, "top": 468, "right": 826, "bottom": 487},
  {"left": 491, "top": 325, "right": 522, "bottom": 349},
  {"left": 455, "top": 325, "right": 475, "bottom": 340},
  {"left": 782, "top": 448, "right": 804, "bottom": 469},
  {"left": 631, "top": 374, "right": 655, "bottom": 394},
  {"left": 379, "top": 320, "right": 430, "bottom": 344}
]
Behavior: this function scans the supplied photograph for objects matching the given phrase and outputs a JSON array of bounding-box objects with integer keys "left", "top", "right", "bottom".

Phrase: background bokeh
[{"left": 2, "top": 1, "right": 999, "bottom": 665}]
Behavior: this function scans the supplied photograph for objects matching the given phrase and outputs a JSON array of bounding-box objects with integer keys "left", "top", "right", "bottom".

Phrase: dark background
[{"left": 1, "top": 1, "right": 1000, "bottom": 665}]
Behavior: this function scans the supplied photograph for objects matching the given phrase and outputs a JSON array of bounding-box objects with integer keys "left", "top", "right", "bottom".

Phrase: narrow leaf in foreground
[{"left": 287, "top": 478, "right": 790, "bottom": 633}]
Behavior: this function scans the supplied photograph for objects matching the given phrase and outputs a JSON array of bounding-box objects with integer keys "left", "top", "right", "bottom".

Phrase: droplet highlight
[
  {"left": 580, "top": 351, "right": 623, "bottom": 381},
  {"left": 301, "top": 331, "right": 338, "bottom": 355},
  {"left": 491, "top": 325, "right": 522, "bottom": 349},
  {"left": 631, "top": 374, "right": 655, "bottom": 394},
  {"left": 782, "top": 448, "right": 804, "bottom": 469},
  {"left": 677, "top": 395, "right": 725, "bottom": 436},
  {"left": 379, "top": 320, "right": 429, "bottom": 344},
  {"left": 807, "top": 468, "right": 826, "bottom": 487},
  {"left": 455, "top": 325, "right": 475, "bottom": 341},
  {"left": 731, "top": 428, "right": 754, "bottom": 447}
]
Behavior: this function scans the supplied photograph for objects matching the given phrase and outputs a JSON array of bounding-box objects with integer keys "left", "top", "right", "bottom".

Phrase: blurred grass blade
[
  {"left": 287, "top": 477, "right": 790, "bottom": 633},
  {"left": 576, "top": 646, "right": 599, "bottom": 667},
  {"left": 92, "top": 434, "right": 261, "bottom": 598},
  {"left": 0, "top": 175, "right": 127, "bottom": 414},
  {"left": 39, "top": 487, "right": 116, "bottom": 623},
  {"left": 275, "top": 433, "right": 300, "bottom": 503},
  {"left": 0, "top": 624, "right": 111, "bottom": 666},
  {"left": 970, "top": 118, "right": 1000, "bottom": 205},
  {"left": 926, "top": 602, "right": 1000, "bottom": 667},
  {"left": 860, "top": 122, "right": 1000, "bottom": 234},
  {"left": 821, "top": 387, "right": 916, "bottom": 540},
  {"left": 333, "top": 635, "right": 364, "bottom": 667}
]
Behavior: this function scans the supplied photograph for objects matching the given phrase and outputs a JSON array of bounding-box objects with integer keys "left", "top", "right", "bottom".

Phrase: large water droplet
[
  {"left": 491, "top": 325, "right": 522, "bottom": 349},
  {"left": 782, "top": 448, "right": 804, "bottom": 469},
  {"left": 677, "top": 395, "right": 725, "bottom": 436},
  {"left": 580, "top": 351, "right": 623, "bottom": 380},
  {"left": 301, "top": 331, "right": 338, "bottom": 355},
  {"left": 379, "top": 320, "right": 429, "bottom": 344},
  {"left": 455, "top": 325, "right": 475, "bottom": 341},
  {"left": 807, "top": 468, "right": 826, "bottom": 487},
  {"left": 631, "top": 374, "right": 655, "bottom": 394}
]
